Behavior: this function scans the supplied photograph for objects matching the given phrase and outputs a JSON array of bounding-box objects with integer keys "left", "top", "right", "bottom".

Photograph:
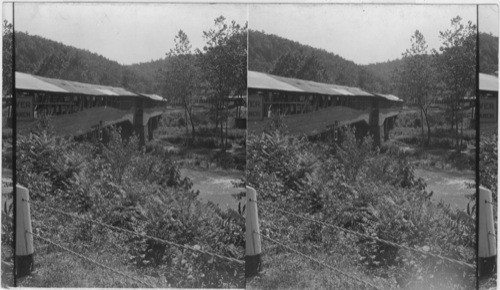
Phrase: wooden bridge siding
[
  {"left": 248, "top": 104, "right": 401, "bottom": 146},
  {"left": 17, "top": 106, "right": 135, "bottom": 137},
  {"left": 18, "top": 98, "right": 165, "bottom": 144},
  {"left": 248, "top": 105, "right": 371, "bottom": 135}
]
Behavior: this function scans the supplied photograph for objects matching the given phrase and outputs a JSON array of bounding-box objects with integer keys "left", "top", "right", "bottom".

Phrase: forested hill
[
  {"left": 15, "top": 31, "right": 165, "bottom": 94},
  {"left": 479, "top": 32, "right": 499, "bottom": 74},
  {"left": 13, "top": 30, "right": 497, "bottom": 97},
  {"left": 249, "top": 30, "right": 400, "bottom": 94}
]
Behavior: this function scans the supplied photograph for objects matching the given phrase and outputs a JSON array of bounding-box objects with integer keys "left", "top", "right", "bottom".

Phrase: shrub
[
  {"left": 247, "top": 121, "right": 475, "bottom": 289},
  {"left": 335, "top": 126, "right": 375, "bottom": 182},
  {"left": 16, "top": 124, "right": 244, "bottom": 288},
  {"left": 479, "top": 133, "right": 497, "bottom": 201},
  {"left": 177, "top": 117, "right": 186, "bottom": 127}
]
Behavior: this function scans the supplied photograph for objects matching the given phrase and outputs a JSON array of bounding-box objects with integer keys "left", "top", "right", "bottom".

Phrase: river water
[
  {"left": 414, "top": 167, "right": 475, "bottom": 211},
  {"left": 181, "top": 165, "right": 474, "bottom": 212},
  {"left": 180, "top": 168, "right": 244, "bottom": 211}
]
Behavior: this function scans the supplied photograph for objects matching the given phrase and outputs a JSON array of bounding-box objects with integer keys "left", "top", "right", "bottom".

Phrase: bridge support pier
[
  {"left": 369, "top": 100, "right": 381, "bottom": 147},
  {"left": 383, "top": 119, "right": 389, "bottom": 141}
]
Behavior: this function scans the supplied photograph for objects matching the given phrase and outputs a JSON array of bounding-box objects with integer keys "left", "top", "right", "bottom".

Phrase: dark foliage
[
  {"left": 247, "top": 126, "right": 475, "bottom": 289},
  {"left": 248, "top": 30, "right": 402, "bottom": 94},
  {"left": 16, "top": 123, "right": 244, "bottom": 288},
  {"left": 14, "top": 30, "right": 168, "bottom": 94},
  {"left": 479, "top": 32, "right": 499, "bottom": 74}
]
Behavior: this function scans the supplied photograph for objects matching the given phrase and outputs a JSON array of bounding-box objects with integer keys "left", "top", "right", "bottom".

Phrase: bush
[
  {"left": 177, "top": 117, "right": 186, "bottom": 127},
  {"left": 479, "top": 133, "right": 497, "bottom": 201},
  {"left": 247, "top": 122, "right": 475, "bottom": 289},
  {"left": 16, "top": 125, "right": 244, "bottom": 288},
  {"left": 335, "top": 126, "right": 375, "bottom": 182}
]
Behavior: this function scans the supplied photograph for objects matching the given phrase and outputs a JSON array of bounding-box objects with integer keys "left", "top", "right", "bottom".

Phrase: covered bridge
[
  {"left": 15, "top": 72, "right": 166, "bottom": 144},
  {"left": 247, "top": 71, "right": 403, "bottom": 145}
]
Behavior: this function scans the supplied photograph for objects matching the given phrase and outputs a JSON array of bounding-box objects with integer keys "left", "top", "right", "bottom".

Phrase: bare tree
[
  {"left": 397, "top": 30, "right": 435, "bottom": 145},
  {"left": 434, "top": 17, "right": 476, "bottom": 150},
  {"left": 163, "top": 30, "right": 199, "bottom": 142}
]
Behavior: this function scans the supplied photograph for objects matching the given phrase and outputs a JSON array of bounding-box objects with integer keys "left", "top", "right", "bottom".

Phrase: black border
[
  {"left": 475, "top": 5, "right": 480, "bottom": 289},
  {"left": 11, "top": 2, "right": 17, "bottom": 286}
]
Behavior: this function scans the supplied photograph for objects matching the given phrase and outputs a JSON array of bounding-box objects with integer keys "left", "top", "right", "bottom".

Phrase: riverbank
[
  {"left": 414, "top": 166, "right": 474, "bottom": 210},
  {"left": 180, "top": 167, "right": 244, "bottom": 211}
]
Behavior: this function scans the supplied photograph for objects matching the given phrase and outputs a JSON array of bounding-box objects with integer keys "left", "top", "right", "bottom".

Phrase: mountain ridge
[
  {"left": 11, "top": 29, "right": 499, "bottom": 97},
  {"left": 248, "top": 30, "right": 400, "bottom": 94},
  {"left": 15, "top": 31, "right": 166, "bottom": 94}
]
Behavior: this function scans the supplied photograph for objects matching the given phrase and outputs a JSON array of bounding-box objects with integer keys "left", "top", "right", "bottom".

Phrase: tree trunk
[
  {"left": 225, "top": 115, "right": 228, "bottom": 149},
  {"left": 187, "top": 106, "right": 196, "bottom": 141},
  {"left": 420, "top": 109, "right": 425, "bottom": 146},
  {"left": 460, "top": 116, "right": 464, "bottom": 151},
  {"left": 220, "top": 121, "right": 224, "bottom": 151},
  {"left": 423, "top": 109, "right": 431, "bottom": 145},
  {"left": 455, "top": 111, "right": 460, "bottom": 151},
  {"left": 449, "top": 106, "right": 455, "bottom": 131},
  {"left": 213, "top": 100, "right": 219, "bottom": 131},
  {"left": 219, "top": 102, "right": 224, "bottom": 151},
  {"left": 184, "top": 106, "right": 189, "bottom": 145}
]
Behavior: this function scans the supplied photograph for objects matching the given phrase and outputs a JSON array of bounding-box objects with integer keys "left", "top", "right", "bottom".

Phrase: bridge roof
[
  {"left": 140, "top": 93, "right": 166, "bottom": 101},
  {"left": 248, "top": 70, "right": 374, "bottom": 97},
  {"left": 375, "top": 94, "right": 403, "bottom": 102},
  {"left": 16, "top": 72, "right": 138, "bottom": 96},
  {"left": 248, "top": 71, "right": 304, "bottom": 93},
  {"left": 479, "top": 73, "right": 498, "bottom": 92}
]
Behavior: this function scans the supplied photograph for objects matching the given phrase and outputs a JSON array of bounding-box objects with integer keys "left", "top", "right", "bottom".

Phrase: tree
[
  {"left": 271, "top": 51, "right": 304, "bottom": 78},
  {"left": 163, "top": 30, "right": 198, "bottom": 142},
  {"left": 271, "top": 51, "right": 328, "bottom": 82},
  {"left": 479, "top": 33, "right": 499, "bottom": 74},
  {"left": 433, "top": 17, "right": 476, "bottom": 150},
  {"left": 3, "top": 20, "right": 13, "bottom": 97},
  {"left": 336, "top": 126, "right": 374, "bottom": 182},
  {"left": 198, "top": 16, "right": 247, "bottom": 150},
  {"left": 397, "top": 30, "right": 435, "bottom": 145}
]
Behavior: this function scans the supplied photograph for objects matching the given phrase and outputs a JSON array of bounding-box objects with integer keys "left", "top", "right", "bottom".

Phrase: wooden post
[
  {"left": 478, "top": 186, "right": 496, "bottom": 277},
  {"left": 15, "top": 185, "right": 34, "bottom": 278},
  {"left": 245, "top": 186, "right": 262, "bottom": 277}
]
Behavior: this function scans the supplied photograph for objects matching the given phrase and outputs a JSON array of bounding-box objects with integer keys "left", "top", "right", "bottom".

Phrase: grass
[
  {"left": 17, "top": 245, "right": 163, "bottom": 288},
  {"left": 480, "top": 273, "right": 497, "bottom": 290},
  {"left": 154, "top": 107, "right": 246, "bottom": 171},
  {"left": 1, "top": 247, "right": 14, "bottom": 288},
  {"left": 389, "top": 108, "right": 476, "bottom": 172},
  {"left": 14, "top": 105, "right": 246, "bottom": 288},
  {"left": 247, "top": 245, "right": 387, "bottom": 290}
]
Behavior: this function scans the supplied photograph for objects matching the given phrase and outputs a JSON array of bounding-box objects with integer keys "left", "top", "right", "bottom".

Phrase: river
[
  {"left": 181, "top": 164, "right": 474, "bottom": 212},
  {"left": 180, "top": 168, "right": 244, "bottom": 211},
  {"left": 414, "top": 167, "right": 475, "bottom": 211}
]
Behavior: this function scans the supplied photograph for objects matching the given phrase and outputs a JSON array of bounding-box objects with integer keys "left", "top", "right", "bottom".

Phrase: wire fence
[
  {"left": 485, "top": 200, "right": 497, "bottom": 207},
  {"left": 27, "top": 230, "right": 156, "bottom": 288},
  {"left": 256, "top": 231, "right": 383, "bottom": 290},
  {"left": 250, "top": 199, "right": 475, "bottom": 269},
  {"left": 25, "top": 199, "right": 244, "bottom": 266}
]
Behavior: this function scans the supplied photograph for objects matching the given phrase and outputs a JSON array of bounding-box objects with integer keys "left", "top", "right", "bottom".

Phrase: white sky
[
  {"left": 250, "top": 4, "right": 495, "bottom": 65},
  {"left": 479, "top": 5, "right": 499, "bottom": 35},
  {"left": 2, "top": 3, "right": 499, "bottom": 66},
  {"left": 11, "top": 3, "right": 247, "bottom": 65}
]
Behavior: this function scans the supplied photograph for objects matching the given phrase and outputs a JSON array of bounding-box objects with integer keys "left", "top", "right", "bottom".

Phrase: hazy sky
[
  {"left": 479, "top": 5, "right": 499, "bottom": 35},
  {"left": 250, "top": 4, "right": 492, "bottom": 65},
  {"left": 10, "top": 3, "right": 247, "bottom": 65},
  {"left": 3, "top": 3, "right": 498, "bottom": 66}
]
